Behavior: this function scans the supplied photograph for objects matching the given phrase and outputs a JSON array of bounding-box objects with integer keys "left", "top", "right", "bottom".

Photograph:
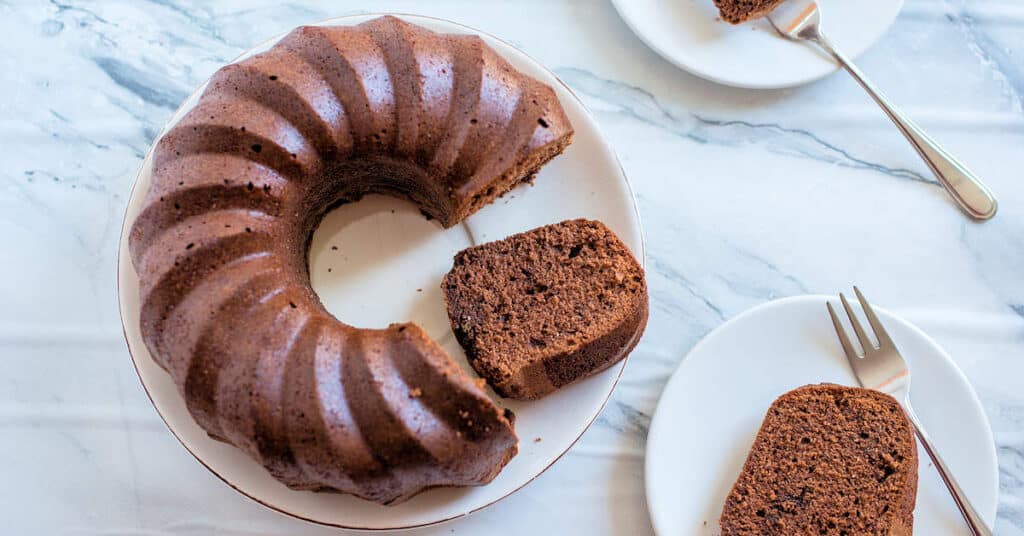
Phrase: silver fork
[
  {"left": 767, "top": 1, "right": 998, "bottom": 221},
  {"left": 827, "top": 287, "right": 991, "bottom": 536}
]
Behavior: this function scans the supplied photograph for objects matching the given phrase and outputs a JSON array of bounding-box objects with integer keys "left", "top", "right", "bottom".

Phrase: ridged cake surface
[{"left": 128, "top": 15, "right": 574, "bottom": 504}]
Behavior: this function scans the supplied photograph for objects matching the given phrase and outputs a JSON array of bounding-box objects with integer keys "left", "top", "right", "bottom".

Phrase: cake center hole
[{"left": 309, "top": 195, "right": 473, "bottom": 339}]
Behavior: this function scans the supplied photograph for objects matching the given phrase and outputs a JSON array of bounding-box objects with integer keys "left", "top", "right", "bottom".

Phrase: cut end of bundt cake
[
  {"left": 720, "top": 384, "right": 918, "bottom": 535},
  {"left": 448, "top": 84, "right": 575, "bottom": 226},
  {"left": 442, "top": 219, "right": 648, "bottom": 400},
  {"left": 713, "top": 0, "right": 787, "bottom": 24}
]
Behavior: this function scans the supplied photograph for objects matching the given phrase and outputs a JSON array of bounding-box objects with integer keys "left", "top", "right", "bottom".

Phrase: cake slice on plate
[
  {"left": 442, "top": 219, "right": 648, "bottom": 399},
  {"left": 720, "top": 384, "right": 918, "bottom": 535},
  {"left": 713, "top": 0, "right": 787, "bottom": 24}
]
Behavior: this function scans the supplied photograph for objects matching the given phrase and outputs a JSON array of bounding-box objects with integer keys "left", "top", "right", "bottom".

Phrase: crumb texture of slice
[
  {"left": 713, "top": 0, "right": 787, "bottom": 24},
  {"left": 442, "top": 219, "right": 648, "bottom": 399},
  {"left": 720, "top": 384, "right": 918, "bottom": 536}
]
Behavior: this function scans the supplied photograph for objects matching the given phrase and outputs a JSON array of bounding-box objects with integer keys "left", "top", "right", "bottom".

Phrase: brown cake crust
[
  {"left": 713, "top": 0, "right": 787, "bottom": 24},
  {"left": 442, "top": 219, "right": 648, "bottom": 399},
  {"left": 128, "top": 15, "right": 574, "bottom": 504},
  {"left": 720, "top": 384, "right": 918, "bottom": 535}
]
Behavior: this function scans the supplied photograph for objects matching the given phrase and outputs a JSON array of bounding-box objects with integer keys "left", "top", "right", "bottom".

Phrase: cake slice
[
  {"left": 720, "top": 384, "right": 918, "bottom": 535},
  {"left": 713, "top": 0, "right": 787, "bottom": 24},
  {"left": 442, "top": 219, "right": 648, "bottom": 399}
]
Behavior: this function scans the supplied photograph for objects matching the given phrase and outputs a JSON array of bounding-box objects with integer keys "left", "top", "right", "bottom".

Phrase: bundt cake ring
[{"left": 119, "top": 13, "right": 642, "bottom": 527}]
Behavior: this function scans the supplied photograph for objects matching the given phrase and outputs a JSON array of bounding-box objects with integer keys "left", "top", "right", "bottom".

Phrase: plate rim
[
  {"left": 116, "top": 11, "right": 645, "bottom": 531},
  {"left": 609, "top": 0, "right": 906, "bottom": 90},
  {"left": 643, "top": 294, "right": 999, "bottom": 534}
]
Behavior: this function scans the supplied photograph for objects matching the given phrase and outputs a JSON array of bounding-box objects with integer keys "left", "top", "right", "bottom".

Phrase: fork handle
[
  {"left": 808, "top": 32, "right": 998, "bottom": 221},
  {"left": 903, "top": 402, "right": 992, "bottom": 536}
]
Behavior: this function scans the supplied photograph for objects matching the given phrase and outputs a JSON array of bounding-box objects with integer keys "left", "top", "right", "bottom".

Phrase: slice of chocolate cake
[
  {"left": 442, "top": 219, "right": 648, "bottom": 399},
  {"left": 720, "top": 384, "right": 918, "bottom": 535},
  {"left": 713, "top": 0, "right": 787, "bottom": 24}
]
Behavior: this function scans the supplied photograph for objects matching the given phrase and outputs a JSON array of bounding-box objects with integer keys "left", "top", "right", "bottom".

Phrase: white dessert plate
[
  {"left": 117, "top": 13, "right": 643, "bottom": 531},
  {"left": 645, "top": 295, "right": 998, "bottom": 535},
  {"left": 611, "top": 0, "right": 904, "bottom": 89}
]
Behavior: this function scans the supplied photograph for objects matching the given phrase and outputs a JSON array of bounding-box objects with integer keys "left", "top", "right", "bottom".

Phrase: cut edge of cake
[
  {"left": 712, "top": 0, "right": 788, "bottom": 24},
  {"left": 719, "top": 383, "right": 918, "bottom": 535},
  {"left": 442, "top": 219, "right": 648, "bottom": 399}
]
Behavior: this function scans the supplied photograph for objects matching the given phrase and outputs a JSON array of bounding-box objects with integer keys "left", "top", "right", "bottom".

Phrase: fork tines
[{"left": 827, "top": 286, "right": 894, "bottom": 359}]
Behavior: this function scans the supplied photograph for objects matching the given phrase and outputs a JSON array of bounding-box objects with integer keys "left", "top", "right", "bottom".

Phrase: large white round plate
[
  {"left": 611, "top": 0, "right": 904, "bottom": 89},
  {"left": 646, "top": 296, "right": 998, "bottom": 534},
  {"left": 117, "top": 13, "right": 643, "bottom": 531}
]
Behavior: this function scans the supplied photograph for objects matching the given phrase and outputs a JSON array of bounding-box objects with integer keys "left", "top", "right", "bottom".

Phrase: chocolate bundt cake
[
  {"left": 128, "top": 15, "right": 574, "bottom": 504},
  {"left": 720, "top": 384, "right": 918, "bottom": 535},
  {"left": 442, "top": 220, "right": 647, "bottom": 399},
  {"left": 713, "top": 0, "right": 787, "bottom": 24}
]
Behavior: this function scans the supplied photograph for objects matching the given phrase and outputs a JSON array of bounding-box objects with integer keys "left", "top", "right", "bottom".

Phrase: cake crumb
[
  {"left": 441, "top": 219, "right": 647, "bottom": 399},
  {"left": 408, "top": 387, "right": 422, "bottom": 398},
  {"left": 720, "top": 384, "right": 916, "bottom": 533},
  {"left": 534, "top": 437, "right": 541, "bottom": 443}
]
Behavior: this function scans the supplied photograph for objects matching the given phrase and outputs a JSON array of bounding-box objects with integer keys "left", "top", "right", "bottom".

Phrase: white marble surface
[{"left": 1, "top": 0, "right": 1022, "bottom": 534}]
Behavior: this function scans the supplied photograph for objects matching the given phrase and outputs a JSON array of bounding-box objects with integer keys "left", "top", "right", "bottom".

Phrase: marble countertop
[{"left": 2, "top": 0, "right": 1022, "bottom": 533}]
